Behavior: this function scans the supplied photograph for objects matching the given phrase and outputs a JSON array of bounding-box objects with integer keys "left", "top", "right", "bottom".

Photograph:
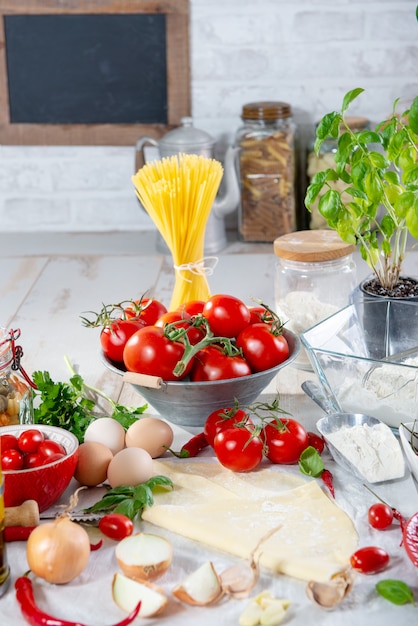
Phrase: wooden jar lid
[{"left": 273, "top": 230, "right": 356, "bottom": 262}]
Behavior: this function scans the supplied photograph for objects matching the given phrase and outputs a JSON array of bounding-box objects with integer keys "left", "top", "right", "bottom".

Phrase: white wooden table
[{"left": 1, "top": 231, "right": 418, "bottom": 625}]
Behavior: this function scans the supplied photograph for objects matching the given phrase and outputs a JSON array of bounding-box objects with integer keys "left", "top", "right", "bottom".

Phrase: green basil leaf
[
  {"left": 299, "top": 446, "right": 325, "bottom": 478},
  {"left": 376, "top": 579, "right": 415, "bottom": 605}
]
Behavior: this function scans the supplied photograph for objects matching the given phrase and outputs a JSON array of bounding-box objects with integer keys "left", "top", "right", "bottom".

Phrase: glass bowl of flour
[{"left": 301, "top": 299, "right": 418, "bottom": 429}]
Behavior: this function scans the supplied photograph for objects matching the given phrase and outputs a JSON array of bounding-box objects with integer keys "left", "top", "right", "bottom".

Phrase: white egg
[
  {"left": 107, "top": 447, "right": 154, "bottom": 488},
  {"left": 84, "top": 417, "right": 126, "bottom": 455}
]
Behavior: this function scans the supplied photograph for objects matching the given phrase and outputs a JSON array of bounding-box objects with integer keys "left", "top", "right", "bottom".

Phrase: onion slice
[
  {"left": 172, "top": 561, "right": 224, "bottom": 606},
  {"left": 115, "top": 532, "right": 173, "bottom": 581},
  {"left": 112, "top": 573, "right": 168, "bottom": 617}
]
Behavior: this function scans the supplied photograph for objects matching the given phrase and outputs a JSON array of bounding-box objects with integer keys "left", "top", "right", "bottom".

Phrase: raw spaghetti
[{"left": 132, "top": 153, "right": 224, "bottom": 310}]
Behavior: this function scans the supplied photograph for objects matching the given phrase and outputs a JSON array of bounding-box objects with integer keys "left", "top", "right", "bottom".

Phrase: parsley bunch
[{"left": 32, "top": 360, "right": 147, "bottom": 442}]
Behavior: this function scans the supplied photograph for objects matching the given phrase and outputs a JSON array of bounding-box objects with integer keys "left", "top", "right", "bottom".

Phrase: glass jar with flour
[{"left": 273, "top": 230, "right": 357, "bottom": 369}]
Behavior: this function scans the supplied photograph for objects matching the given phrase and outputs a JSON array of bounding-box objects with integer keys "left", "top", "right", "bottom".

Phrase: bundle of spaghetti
[{"left": 132, "top": 153, "right": 224, "bottom": 310}]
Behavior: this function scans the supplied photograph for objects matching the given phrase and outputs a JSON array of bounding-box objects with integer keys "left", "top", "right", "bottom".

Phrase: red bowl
[{"left": 2, "top": 424, "right": 79, "bottom": 513}]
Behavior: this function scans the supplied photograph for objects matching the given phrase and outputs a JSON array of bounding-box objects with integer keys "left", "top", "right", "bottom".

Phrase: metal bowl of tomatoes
[
  {"left": 102, "top": 328, "right": 300, "bottom": 428},
  {"left": 1, "top": 424, "right": 79, "bottom": 512}
]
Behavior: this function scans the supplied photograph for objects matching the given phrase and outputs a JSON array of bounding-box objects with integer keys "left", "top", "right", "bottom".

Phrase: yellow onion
[{"left": 26, "top": 516, "right": 91, "bottom": 584}]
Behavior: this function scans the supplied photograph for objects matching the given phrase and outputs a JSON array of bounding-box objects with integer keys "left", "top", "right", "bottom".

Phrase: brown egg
[
  {"left": 74, "top": 441, "right": 113, "bottom": 487},
  {"left": 125, "top": 417, "right": 174, "bottom": 458},
  {"left": 107, "top": 447, "right": 154, "bottom": 488}
]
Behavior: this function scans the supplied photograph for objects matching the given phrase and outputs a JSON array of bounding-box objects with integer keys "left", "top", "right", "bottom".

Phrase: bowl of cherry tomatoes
[
  {"left": 101, "top": 294, "right": 300, "bottom": 427},
  {"left": 1, "top": 424, "right": 79, "bottom": 512}
]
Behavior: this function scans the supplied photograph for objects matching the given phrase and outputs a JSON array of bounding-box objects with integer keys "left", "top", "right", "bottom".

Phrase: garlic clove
[
  {"left": 112, "top": 572, "right": 168, "bottom": 617},
  {"left": 220, "top": 559, "right": 259, "bottom": 598},
  {"left": 172, "top": 561, "right": 224, "bottom": 606},
  {"left": 306, "top": 568, "right": 354, "bottom": 608},
  {"left": 240, "top": 591, "right": 291, "bottom": 626}
]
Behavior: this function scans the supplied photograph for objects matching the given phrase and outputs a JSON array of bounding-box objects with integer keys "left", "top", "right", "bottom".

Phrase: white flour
[{"left": 326, "top": 423, "right": 405, "bottom": 483}]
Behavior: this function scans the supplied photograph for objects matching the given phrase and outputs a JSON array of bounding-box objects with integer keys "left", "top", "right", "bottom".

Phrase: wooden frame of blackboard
[{"left": 0, "top": 0, "right": 190, "bottom": 145}]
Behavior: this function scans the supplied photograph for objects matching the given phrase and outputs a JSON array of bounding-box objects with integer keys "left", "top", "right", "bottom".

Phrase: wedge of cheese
[{"left": 142, "top": 460, "right": 358, "bottom": 582}]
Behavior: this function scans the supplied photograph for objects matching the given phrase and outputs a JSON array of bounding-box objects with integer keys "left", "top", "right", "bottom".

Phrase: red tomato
[
  {"left": 2, "top": 448, "right": 24, "bottom": 470},
  {"left": 98, "top": 513, "right": 134, "bottom": 540},
  {"left": 190, "top": 345, "right": 252, "bottom": 382},
  {"left": 100, "top": 319, "right": 146, "bottom": 363},
  {"left": 262, "top": 418, "right": 309, "bottom": 464},
  {"left": 204, "top": 407, "right": 251, "bottom": 448},
  {"left": 155, "top": 311, "right": 205, "bottom": 345},
  {"left": 403, "top": 512, "right": 418, "bottom": 567},
  {"left": 307, "top": 431, "right": 325, "bottom": 454},
  {"left": 0, "top": 433, "right": 19, "bottom": 452},
  {"left": 38, "top": 440, "right": 67, "bottom": 460},
  {"left": 214, "top": 427, "right": 263, "bottom": 472},
  {"left": 123, "top": 325, "right": 192, "bottom": 381},
  {"left": 42, "top": 452, "right": 65, "bottom": 465},
  {"left": 202, "top": 294, "right": 251, "bottom": 338},
  {"left": 124, "top": 298, "right": 167, "bottom": 326},
  {"left": 176, "top": 300, "right": 205, "bottom": 316},
  {"left": 350, "top": 546, "right": 390, "bottom": 574},
  {"left": 248, "top": 306, "right": 275, "bottom": 325},
  {"left": 368, "top": 503, "right": 394, "bottom": 530},
  {"left": 18, "top": 429, "right": 45, "bottom": 454},
  {"left": 23, "top": 452, "right": 45, "bottom": 469},
  {"left": 236, "top": 323, "right": 289, "bottom": 372}
]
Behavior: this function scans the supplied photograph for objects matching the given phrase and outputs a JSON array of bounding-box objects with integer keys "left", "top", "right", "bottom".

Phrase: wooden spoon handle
[
  {"left": 5, "top": 499, "right": 40, "bottom": 527},
  {"left": 123, "top": 372, "right": 164, "bottom": 389}
]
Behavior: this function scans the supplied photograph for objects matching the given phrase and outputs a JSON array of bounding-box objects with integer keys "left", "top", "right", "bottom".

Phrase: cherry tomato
[
  {"left": 236, "top": 323, "right": 289, "bottom": 372},
  {"left": 350, "top": 546, "right": 390, "bottom": 574},
  {"left": 214, "top": 427, "right": 263, "bottom": 472},
  {"left": 42, "top": 452, "right": 65, "bottom": 465},
  {"left": 18, "top": 429, "right": 45, "bottom": 454},
  {"left": 38, "top": 440, "right": 67, "bottom": 460},
  {"left": 176, "top": 300, "right": 205, "bottom": 316},
  {"left": 368, "top": 503, "right": 394, "bottom": 530},
  {"left": 2, "top": 448, "right": 24, "bottom": 470},
  {"left": 100, "top": 319, "right": 146, "bottom": 363},
  {"left": 98, "top": 513, "right": 134, "bottom": 540},
  {"left": 262, "top": 418, "right": 309, "bottom": 465},
  {"left": 202, "top": 294, "right": 251, "bottom": 338},
  {"left": 204, "top": 406, "right": 252, "bottom": 448},
  {"left": 124, "top": 298, "right": 167, "bottom": 326},
  {"left": 307, "top": 431, "right": 325, "bottom": 454},
  {"left": 123, "top": 325, "right": 192, "bottom": 381},
  {"left": 0, "top": 433, "right": 19, "bottom": 452},
  {"left": 190, "top": 345, "right": 252, "bottom": 382},
  {"left": 23, "top": 452, "right": 45, "bottom": 469}
]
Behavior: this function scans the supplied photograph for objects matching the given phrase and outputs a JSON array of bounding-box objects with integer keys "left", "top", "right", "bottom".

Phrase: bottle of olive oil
[{"left": 0, "top": 453, "right": 10, "bottom": 596}]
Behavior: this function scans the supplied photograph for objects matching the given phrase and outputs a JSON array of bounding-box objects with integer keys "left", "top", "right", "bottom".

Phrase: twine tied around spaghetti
[{"left": 173, "top": 257, "right": 219, "bottom": 283}]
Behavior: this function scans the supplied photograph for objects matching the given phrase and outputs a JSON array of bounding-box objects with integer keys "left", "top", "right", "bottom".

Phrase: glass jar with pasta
[
  {"left": 0, "top": 328, "right": 33, "bottom": 427},
  {"left": 235, "top": 101, "right": 297, "bottom": 242}
]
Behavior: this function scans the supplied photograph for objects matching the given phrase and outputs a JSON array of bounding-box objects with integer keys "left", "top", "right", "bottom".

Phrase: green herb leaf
[
  {"left": 299, "top": 446, "right": 325, "bottom": 478},
  {"left": 376, "top": 579, "right": 415, "bottom": 605}
]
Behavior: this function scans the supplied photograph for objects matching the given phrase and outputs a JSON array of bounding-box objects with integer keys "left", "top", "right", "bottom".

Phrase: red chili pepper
[
  {"left": 4, "top": 526, "right": 35, "bottom": 542},
  {"left": 321, "top": 469, "right": 335, "bottom": 498},
  {"left": 15, "top": 575, "right": 141, "bottom": 626},
  {"left": 180, "top": 432, "right": 209, "bottom": 457},
  {"left": 90, "top": 539, "right": 103, "bottom": 551},
  {"left": 403, "top": 512, "right": 418, "bottom": 568}
]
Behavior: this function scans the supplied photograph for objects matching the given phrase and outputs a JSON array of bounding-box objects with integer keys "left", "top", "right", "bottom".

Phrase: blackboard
[{"left": 0, "top": 1, "right": 190, "bottom": 145}]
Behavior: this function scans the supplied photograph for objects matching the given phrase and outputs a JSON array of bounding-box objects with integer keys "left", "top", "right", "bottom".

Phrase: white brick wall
[{"left": 0, "top": 0, "right": 416, "bottom": 233}]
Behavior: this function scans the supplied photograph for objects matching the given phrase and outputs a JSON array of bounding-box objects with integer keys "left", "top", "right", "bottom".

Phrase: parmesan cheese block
[{"left": 143, "top": 460, "right": 358, "bottom": 582}]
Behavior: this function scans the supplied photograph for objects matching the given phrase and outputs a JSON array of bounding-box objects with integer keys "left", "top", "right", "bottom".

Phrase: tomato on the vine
[
  {"left": 190, "top": 345, "right": 252, "bottom": 382},
  {"left": 248, "top": 306, "right": 275, "bottom": 325},
  {"left": 350, "top": 546, "right": 390, "bottom": 574},
  {"left": 98, "top": 513, "right": 134, "bottom": 540},
  {"left": 214, "top": 427, "right": 263, "bottom": 472},
  {"left": 124, "top": 298, "right": 167, "bottom": 326},
  {"left": 100, "top": 319, "right": 146, "bottom": 363},
  {"left": 202, "top": 294, "right": 251, "bottom": 338},
  {"left": 236, "top": 323, "right": 289, "bottom": 372},
  {"left": 204, "top": 406, "right": 251, "bottom": 448},
  {"left": 176, "top": 300, "right": 205, "bottom": 316},
  {"left": 368, "top": 503, "right": 394, "bottom": 530},
  {"left": 155, "top": 311, "right": 205, "bottom": 345},
  {"left": 123, "top": 325, "right": 192, "bottom": 381},
  {"left": 262, "top": 418, "right": 309, "bottom": 464}
]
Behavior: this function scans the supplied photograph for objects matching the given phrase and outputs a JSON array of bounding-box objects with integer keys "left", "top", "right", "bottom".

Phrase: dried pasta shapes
[{"left": 132, "top": 154, "right": 223, "bottom": 310}]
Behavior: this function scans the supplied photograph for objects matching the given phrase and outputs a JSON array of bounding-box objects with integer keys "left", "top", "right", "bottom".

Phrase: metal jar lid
[
  {"left": 273, "top": 230, "right": 355, "bottom": 263},
  {"left": 159, "top": 117, "right": 215, "bottom": 151}
]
